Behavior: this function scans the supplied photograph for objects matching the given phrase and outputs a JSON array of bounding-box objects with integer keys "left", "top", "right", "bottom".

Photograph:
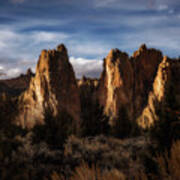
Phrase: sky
[{"left": 0, "top": 0, "right": 180, "bottom": 78}]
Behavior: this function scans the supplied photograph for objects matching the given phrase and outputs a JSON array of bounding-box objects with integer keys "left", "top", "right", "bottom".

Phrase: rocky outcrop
[
  {"left": 0, "top": 43, "right": 179, "bottom": 132},
  {"left": 132, "top": 44, "right": 163, "bottom": 119},
  {"left": 77, "top": 76, "right": 103, "bottom": 136},
  {"left": 78, "top": 76, "right": 98, "bottom": 105},
  {"left": 138, "top": 57, "right": 180, "bottom": 128},
  {"left": 96, "top": 44, "right": 179, "bottom": 130},
  {"left": 14, "top": 44, "right": 81, "bottom": 129},
  {"left": 96, "top": 49, "right": 134, "bottom": 126}
]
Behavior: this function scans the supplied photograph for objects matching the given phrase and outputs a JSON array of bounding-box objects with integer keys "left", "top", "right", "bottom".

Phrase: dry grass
[
  {"left": 70, "top": 163, "right": 126, "bottom": 180},
  {"left": 60, "top": 140, "right": 180, "bottom": 180},
  {"left": 51, "top": 162, "right": 126, "bottom": 180},
  {"left": 136, "top": 140, "right": 180, "bottom": 180},
  {"left": 64, "top": 135, "right": 150, "bottom": 176},
  {"left": 1, "top": 131, "right": 179, "bottom": 180},
  {"left": 156, "top": 140, "right": 180, "bottom": 180}
]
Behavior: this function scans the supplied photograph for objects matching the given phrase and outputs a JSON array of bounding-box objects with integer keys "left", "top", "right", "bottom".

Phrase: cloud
[
  {"left": 93, "top": 0, "right": 161, "bottom": 10},
  {"left": 0, "top": 27, "right": 105, "bottom": 79},
  {"left": 0, "top": 27, "right": 109, "bottom": 61},
  {"left": 6, "top": 68, "right": 21, "bottom": 77},
  {"left": 0, "top": 66, "right": 4, "bottom": 70},
  {"left": 157, "top": 4, "right": 168, "bottom": 11},
  {"left": 70, "top": 57, "right": 103, "bottom": 78},
  {"left": 0, "top": 28, "right": 70, "bottom": 60},
  {"left": 31, "top": 31, "right": 69, "bottom": 43},
  {"left": 0, "top": 0, "right": 180, "bottom": 79},
  {"left": 0, "top": 56, "right": 103, "bottom": 79},
  {"left": 0, "top": 56, "right": 36, "bottom": 79},
  {"left": 168, "top": 9, "right": 174, "bottom": 14},
  {"left": 0, "top": 66, "right": 24, "bottom": 78},
  {"left": 118, "top": 25, "right": 180, "bottom": 58},
  {"left": 0, "top": 41, "right": 6, "bottom": 49},
  {"left": 93, "top": 0, "right": 179, "bottom": 12},
  {"left": 94, "top": 0, "right": 118, "bottom": 8},
  {"left": 67, "top": 41, "right": 110, "bottom": 58}
]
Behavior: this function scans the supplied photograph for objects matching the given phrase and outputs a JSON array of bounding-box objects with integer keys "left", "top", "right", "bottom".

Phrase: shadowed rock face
[
  {"left": 15, "top": 44, "right": 81, "bottom": 129},
  {"left": 78, "top": 76, "right": 99, "bottom": 106},
  {"left": 132, "top": 44, "right": 163, "bottom": 119}
]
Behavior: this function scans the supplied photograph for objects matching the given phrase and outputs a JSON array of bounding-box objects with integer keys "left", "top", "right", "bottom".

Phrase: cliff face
[
  {"left": 138, "top": 57, "right": 180, "bottom": 128},
  {"left": 97, "top": 49, "right": 134, "bottom": 126},
  {"left": 15, "top": 44, "right": 81, "bottom": 129},
  {"left": 132, "top": 44, "right": 163, "bottom": 119},
  {"left": 78, "top": 76, "right": 98, "bottom": 109},
  {"left": 78, "top": 76, "right": 99, "bottom": 102},
  {"left": 96, "top": 44, "right": 179, "bottom": 129}
]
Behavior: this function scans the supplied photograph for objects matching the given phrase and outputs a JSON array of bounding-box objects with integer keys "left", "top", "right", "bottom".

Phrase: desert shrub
[
  {"left": 33, "top": 110, "right": 75, "bottom": 149},
  {"left": 64, "top": 135, "right": 150, "bottom": 179},
  {"left": 111, "top": 107, "right": 132, "bottom": 138},
  {"left": 130, "top": 121, "right": 142, "bottom": 137},
  {"left": 0, "top": 125, "right": 26, "bottom": 161},
  {"left": 150, "top": 71, "right": 180, "bottom": 152},
  {"left": 79, "top": 82, "right": 110, "bottom": 137},
  {"left": 51, "top": 172, "right": 65, "bottom": 180},
  {"left": 0, "top": 125, "right": 27, "bottom": 139},
  {"left": 134, "top": 140, "right": 180, "bottom": 180},
  {"left": 149, "top": 108, "right": 180, "bottom": 152},
  {"left": 70, "top": 162, "right": 126, "bottom": 180},
  {"left": 0, "top": 133, "right": 151, "bottom": 180},
  {"left": 51, "top": 162, "right": 126, "bottom": 180},
  {"left": 133, "top": 170, "right": 149, "bottom": 180},
  {"left": 81, "top": 102, "right": 110, "bottom": 137},
  {"left": 138, "top": 151, "right": 158, "bottom": 178},
  {"left": 155, "top": 140, "right": 180, "bottom": 179},
  {"left": 0, "top": 94, "right": 18, "bottom": 127},
  {"left": 0, "top": 138, "right": 21, "bottom": 161}
]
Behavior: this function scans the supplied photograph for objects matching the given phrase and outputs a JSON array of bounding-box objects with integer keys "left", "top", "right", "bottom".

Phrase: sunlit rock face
[
  {"left": 132, "top": 44, "right": 163, "bottom": 119},
  {"left": 96, "top": 49, "right": 134, "bottom": 126},
  {"left": 15, "top": 44, "right": 81, "bottom": 129},
  {"left": 138, "top": 57, "right": 180, "bottom": 128},
  {"left": 96, "top": 44, "right": 180, "bottom": 129}
]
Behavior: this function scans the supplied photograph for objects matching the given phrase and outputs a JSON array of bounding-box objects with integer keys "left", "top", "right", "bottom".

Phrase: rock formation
[
  {"left": 78, "top": 76, "right": 98, "bottom": 106},
  {"left": 0, "top": 43, "right": 179, "bottom": 132},
  {"left": 138, "top": 56, "right": 180, "bottom": 128},
  {"left": 96, "top": 49, "right": 134, "bottom": 126},
  {"left": 132, "top": 44, "right": 163, "bottom": 119},
  {"left": 96, "top": 44, "right": 179, "bottom": 130},
  {"left": 77, "top": 76, "right": 103, "bottom": 136},
  {"left": 14, "top": 44, "right": 81, "bottom": 129}
]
